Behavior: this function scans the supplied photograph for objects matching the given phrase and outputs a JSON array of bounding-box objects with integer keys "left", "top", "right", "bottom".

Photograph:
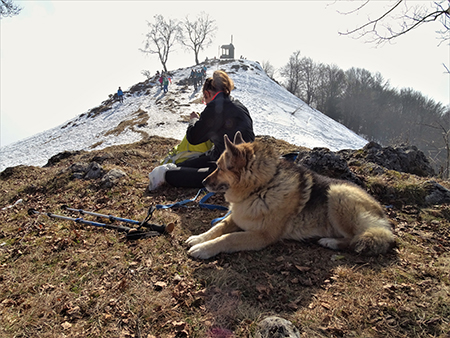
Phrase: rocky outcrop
[
  {"left": 294, "top": 141, "right": 435, "bottom": 181},
  {"left": 289, "top": 142, "right": 450, "bottom": 205},
  {"left": 67, "top": 161, "right": 126, "bottom": 188},
  {"left": 295, "top": 148, "right": 362, "bottom": 185},
  {"left": 342, "top": 141, "right": 435, "bottom": 177},
  {"left": 44, "top": 150, "right": 81, "bottom": 167}
]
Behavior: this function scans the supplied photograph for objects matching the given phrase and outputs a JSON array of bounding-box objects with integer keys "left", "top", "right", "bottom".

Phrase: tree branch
[
  {"left": 338, "top": 0, "right": 450, "bottom": 45},
  {"left": 339, "top": 0, "right": 404, "bottom": 37}
]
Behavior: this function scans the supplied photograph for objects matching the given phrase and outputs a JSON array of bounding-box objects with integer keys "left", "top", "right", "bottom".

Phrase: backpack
[{"left": 161, "top": 135, "right": 213, "bottom": 164}]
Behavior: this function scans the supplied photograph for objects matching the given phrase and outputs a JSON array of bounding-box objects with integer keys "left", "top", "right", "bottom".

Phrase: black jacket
[{"left": 186, "top": 92, "right": 255, "bottom": 160}]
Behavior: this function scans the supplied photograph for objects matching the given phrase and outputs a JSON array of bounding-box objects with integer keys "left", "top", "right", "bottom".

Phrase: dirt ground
[{"left": 0, "top": 136, "right": 449, "bottom": 337}]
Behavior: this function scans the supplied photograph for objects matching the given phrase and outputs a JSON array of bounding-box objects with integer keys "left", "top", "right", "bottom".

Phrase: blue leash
[
  {"left": 210, "top": 210, "right": 231, "bottom": 226},
  {"left": 155, "top": 188, "right": 204, "bottom": 209},
  {"left": 198, "top": 191, "right": 228, "bottom": 211},
  {"left": 155, "top": 188, "right": 229, "bottom": 225}
]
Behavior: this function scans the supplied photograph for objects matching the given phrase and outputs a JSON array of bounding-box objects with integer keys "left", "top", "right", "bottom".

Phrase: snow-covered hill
[{"left": 0, "top": 59, "right": 367, "bottom": 172}]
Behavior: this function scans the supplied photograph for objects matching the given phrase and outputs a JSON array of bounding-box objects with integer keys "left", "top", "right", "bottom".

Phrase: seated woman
[{"left": 149, "top": 70, "right": 255, "bottom": 190}]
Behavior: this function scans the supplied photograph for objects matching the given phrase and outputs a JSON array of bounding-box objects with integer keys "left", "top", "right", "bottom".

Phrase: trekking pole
[
  {"left": 28, "top": 209, "right": 163, "bottom": 240},
  {"left": 60, "top": 205, "right": 174, "bottom": 235}
]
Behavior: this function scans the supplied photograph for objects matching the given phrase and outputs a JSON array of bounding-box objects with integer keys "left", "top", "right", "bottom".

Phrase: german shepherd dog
[{"left": 186, "top": 132, "right": 395, "bottom": 259}]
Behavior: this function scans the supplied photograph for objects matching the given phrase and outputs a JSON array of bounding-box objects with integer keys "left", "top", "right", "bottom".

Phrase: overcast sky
[{"left": 1, "top": 0, "right": 449, "bottom": 147}]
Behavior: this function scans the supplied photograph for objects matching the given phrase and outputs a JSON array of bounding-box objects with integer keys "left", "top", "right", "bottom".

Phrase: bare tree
[
  {"left": 261, "top": 60, "right": 275, "bottom": 79},
  {"left": 422, "top": 107, "right": 450, "bottom": 178},
  {"left": 0, "top": 0, "right": 21, "bottom": 18},
  {"left": 141, "top": 15, "right": 181, "bottom": 73},
  {"left": 141, "top": 70, "right": 153, "bottom": 80},
  {"left": 339, "top": 0, "right": 450, "bottom": 45},
  {"left": 281, "top": 53, "right": 321, "bottom": 106},
  {"left": 280, "top": 51, "right": 303, "bottom": 96},
  {"left": 298, "top": 57, "right": 321, "bottom": 106},
  {"left": 179, "top": 12, "right": 217, "bottom": 65},
  {"left": 316, "top": 64, "right": 346, "bottom": 121}
]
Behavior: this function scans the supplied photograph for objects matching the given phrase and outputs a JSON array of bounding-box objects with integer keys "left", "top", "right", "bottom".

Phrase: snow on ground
[{"left": 0, "top": 59, "right": 367, "bottom": 172}]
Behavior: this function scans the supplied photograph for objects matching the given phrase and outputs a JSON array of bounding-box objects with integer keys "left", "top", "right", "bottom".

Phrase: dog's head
[{"left": 202, "top": 131, "right": 251, "bottom": 193}]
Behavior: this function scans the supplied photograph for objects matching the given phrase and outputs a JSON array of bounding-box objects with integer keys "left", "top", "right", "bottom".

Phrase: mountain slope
[{"left": 0, "top": 59, "right": 367, "bottom": 172}]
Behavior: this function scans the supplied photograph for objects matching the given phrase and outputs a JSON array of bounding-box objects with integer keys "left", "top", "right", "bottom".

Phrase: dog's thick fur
[{"left": 186, "top": 132, "right": 395, "bottom": 259}]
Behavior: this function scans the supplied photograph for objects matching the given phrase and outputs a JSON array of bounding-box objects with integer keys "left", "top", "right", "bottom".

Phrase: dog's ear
[
  {"left": 233, "top": 131, "right": 245, "bottom": 145},
  {"left": 224, "top": 134, "right": 239, "bottom": 155}
]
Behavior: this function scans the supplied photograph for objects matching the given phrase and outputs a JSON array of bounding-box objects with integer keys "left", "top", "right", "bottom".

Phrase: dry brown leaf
[
  {"left": 321, "top": 302, "right": 331, "bottom": 310},
  {"left": 295, "top": 265, "right": 311, "bottom": 272},
  {"left": 61, "top": 322, "right": 72, "bottom": 330}
]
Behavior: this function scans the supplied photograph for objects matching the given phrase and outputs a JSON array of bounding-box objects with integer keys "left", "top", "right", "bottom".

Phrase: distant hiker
[
  {"left": 117, "top": 87, "right": 124, "bottom": 103},
  {"left": 148, "top": 70, "right": 255, "bottom": 190},
  {"left": 192, "top": 70, "right": 201, "bottom": 90},
  {"left": 190, "top": 69, "right": 195, "bottom": 87},
  {"left": 159, "top": 75, "right": 164, "bottom": 89},
  {"left": 196, "top": 70, "right": 202, "bottom": 88},
  {"left": 202, "top": 65, "right": 207, "bottom": 81},
  {"left": 163, "top": 77, "right": 169, "bottom": 93},
  {"left": 191, "top": 70, "right": 199, "bottom": 90}
]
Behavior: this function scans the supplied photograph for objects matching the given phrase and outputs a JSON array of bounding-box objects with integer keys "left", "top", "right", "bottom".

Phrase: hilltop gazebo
[{"left": 220, "top": 36, "right": 235, "bottom": 59}]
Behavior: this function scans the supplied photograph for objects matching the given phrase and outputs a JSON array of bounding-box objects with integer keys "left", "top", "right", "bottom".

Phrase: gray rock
[
  {"left": 69, "top": 161, "right": 105, "bottom": 180},
  {"left": 101, "top": 169, "right": 127, "bottom": 188},
  {"left": 69, "top": 162, "right": 89, "bottom": 179},
  {"left": 254, "top": 316, "right": 300, "bottom": 338},
  {"left": 84, "top": 162, "right": 104, "bottom": 179},
  {"left": 425, "top": 180, "right": 450, "bottom": 205}
]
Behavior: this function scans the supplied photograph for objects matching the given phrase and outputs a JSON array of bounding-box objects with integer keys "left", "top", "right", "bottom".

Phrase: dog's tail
[{"left": 351, "top": 213, "right": 396, "bottom": 255}]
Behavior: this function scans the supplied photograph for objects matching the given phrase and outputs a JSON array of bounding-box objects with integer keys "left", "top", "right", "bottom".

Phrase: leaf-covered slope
[{"left": 0, "top": 136, "right": 449, "bottom": 337}]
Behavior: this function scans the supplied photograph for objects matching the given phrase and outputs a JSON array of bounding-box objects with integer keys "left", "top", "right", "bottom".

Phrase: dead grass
[
  {"left": 104, "top": 109, "right": 150, "bottom": 138},
  {"left": 0, "top": 136, "right": 449, "bottom": 337}
]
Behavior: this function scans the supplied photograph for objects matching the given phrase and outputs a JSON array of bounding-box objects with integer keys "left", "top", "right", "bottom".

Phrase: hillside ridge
[{"left": 0, "top": 59, "right": 367, "bottom": 172}]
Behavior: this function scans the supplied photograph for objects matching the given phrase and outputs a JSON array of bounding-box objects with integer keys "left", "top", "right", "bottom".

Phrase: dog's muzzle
[{"left": 202, "top": 178, "right": 228, "bottom": 193}]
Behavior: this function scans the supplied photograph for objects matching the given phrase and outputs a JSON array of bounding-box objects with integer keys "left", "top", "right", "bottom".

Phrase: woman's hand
[{"left": 190, "top": 112, "right": 200, "bottom": 119}]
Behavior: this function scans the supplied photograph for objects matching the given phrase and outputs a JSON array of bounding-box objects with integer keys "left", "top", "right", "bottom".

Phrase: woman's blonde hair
[{"left": 203, "top": 70, "right": 234, "bottom": 96}]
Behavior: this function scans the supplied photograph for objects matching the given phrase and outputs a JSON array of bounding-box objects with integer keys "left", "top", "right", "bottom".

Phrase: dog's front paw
[
  {"left": 186, "top": 234, "right": 206, "bottom": 247},
  {"left": 188, "top": 242, "right": 217, "bottom": 259},
  {"left": 318, "top": 237, "right": 339, "bottom": 250}
]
